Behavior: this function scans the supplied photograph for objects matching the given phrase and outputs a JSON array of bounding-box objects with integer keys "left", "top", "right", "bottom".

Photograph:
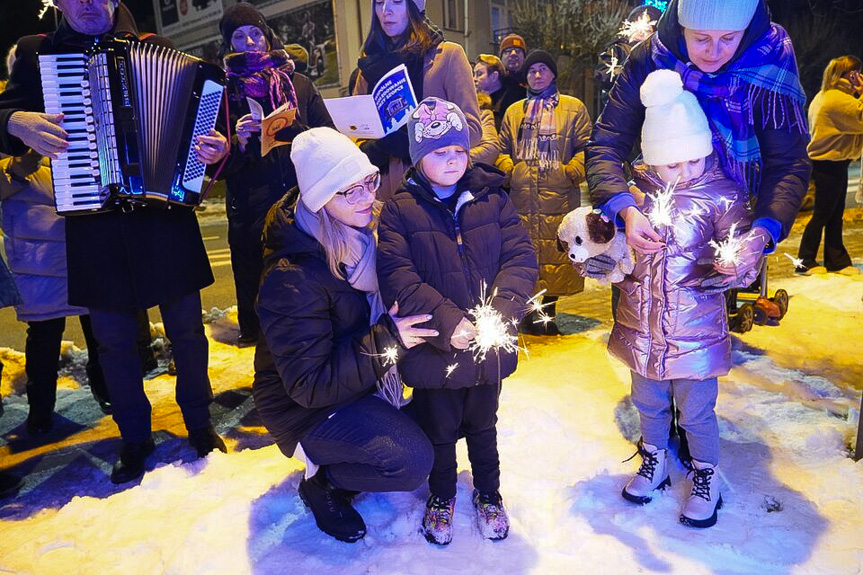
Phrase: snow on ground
[{"left": 1, "top": 273, "right": 862, "bottom": 574}]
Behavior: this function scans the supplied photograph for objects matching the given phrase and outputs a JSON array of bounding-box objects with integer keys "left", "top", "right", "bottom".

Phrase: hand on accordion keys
[
  {"left": 194, "top": 129, "right": 229, "bottom": 164},
  {"left": 7, "top": 111, "right": 68, "bottom": 159}
]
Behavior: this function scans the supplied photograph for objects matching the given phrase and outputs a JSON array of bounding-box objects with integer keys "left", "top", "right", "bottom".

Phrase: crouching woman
[{"left": 252, "top": 128, "right": 436, "bottom": 543}]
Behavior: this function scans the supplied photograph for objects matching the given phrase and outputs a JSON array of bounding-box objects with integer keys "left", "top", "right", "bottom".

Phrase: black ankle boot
[
  {"left": 298, "top": 468, "right": 366, "bottom": 543},
  {"left": 188, "top": 425, "right": 227, "bottom": 458},
  {"left": 111, "top": 437, "right": 155, "bottom": 484}
]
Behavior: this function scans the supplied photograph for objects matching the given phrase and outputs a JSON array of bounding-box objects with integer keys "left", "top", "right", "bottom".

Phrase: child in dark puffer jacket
[{"left": 377, "top": 97, "right": 538, "bottom": 546}]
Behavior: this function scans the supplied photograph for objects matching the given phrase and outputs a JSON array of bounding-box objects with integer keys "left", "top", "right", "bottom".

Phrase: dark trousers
[
  {"left": 798, "top": 159, "right": 853, "bottom": 271},
  {"left": 25, "top": 315, "right": 108, "bottom": 417},
  {"left": 412, "top": 384, "right": 501, "bottom": 500},
  {"left": 88, "top": 291, "right": 213, "bottom": 442},
  {"left": 229, "top": 230, "right": 264, "bottom": 339},
  {"left": 300, "top": 395, "right": 433, "bottom": 493}
]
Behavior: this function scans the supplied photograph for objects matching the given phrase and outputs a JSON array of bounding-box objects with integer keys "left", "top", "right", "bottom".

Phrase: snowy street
[{"left": 0, "top": 209, "right": 861, "bottom": 574}]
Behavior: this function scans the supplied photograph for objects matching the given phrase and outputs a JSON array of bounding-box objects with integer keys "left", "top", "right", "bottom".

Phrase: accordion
[{"left": 38, "top": 39, "right": 225, "bottom": 215}]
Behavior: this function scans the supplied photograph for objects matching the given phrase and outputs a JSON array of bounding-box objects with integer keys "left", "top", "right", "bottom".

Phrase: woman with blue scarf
[{"left": 585, "top": 0, "right": 810, "bottom": 289}]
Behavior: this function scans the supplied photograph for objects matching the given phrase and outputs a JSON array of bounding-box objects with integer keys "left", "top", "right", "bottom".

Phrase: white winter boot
[
  {"left": 622, "top": 440, "right": 671, "bottom": 505},
  {"left": 680, "top": 459, "right": 723, "bottom": 528}
]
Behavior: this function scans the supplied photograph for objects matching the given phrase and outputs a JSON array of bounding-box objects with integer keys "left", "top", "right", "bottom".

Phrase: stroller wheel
[
  {"left": 773, "top": 289, "right": 789, "bottom": 319},
  {"left": 752, "top": 304, "right": 769, "bottom": 325},
  {"left": 735, "top": 303, "right": 755, "bottom": 333}
]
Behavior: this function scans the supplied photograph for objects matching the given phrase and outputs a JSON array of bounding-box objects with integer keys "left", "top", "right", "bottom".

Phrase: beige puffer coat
[{"left": 497, "top": 94, "right": 591, "bottom": 296}]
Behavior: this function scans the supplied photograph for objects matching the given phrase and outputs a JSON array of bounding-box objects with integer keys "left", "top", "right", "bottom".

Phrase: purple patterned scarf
[{"left": 224, "top": 50, "right": 298, "bottom": 111}]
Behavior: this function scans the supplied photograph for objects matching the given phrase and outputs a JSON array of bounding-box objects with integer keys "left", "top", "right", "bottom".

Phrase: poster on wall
[
  {"left": 154, "top": 0, "right": 224, "bottom": 37},
  {"left": 268, "top": 0, "right": 339, "bottom": 88}
]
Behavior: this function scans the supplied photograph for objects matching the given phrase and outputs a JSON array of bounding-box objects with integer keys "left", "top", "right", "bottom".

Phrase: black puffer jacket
[
  {"left": 377, "top": 164, "right": 538, "bottom": 389},
  {"left": 587, "top": 0, "right": 810, "bottom": 243},
  {"left": 252, "top": 193, "right": 404, "bottom": 457}
]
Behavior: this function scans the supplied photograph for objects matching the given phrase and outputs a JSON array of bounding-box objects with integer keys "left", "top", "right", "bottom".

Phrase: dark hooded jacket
[
  {"left": 252, "top": 193, "right": 404, "bottom": 457},
  {"left": 586, "top": 0, "right": 810, "bottom": 245},
  {"left": 377, "top": 164, "right": 538, "bottom": 389},
  {"left": 0, "top": 4, "right": 214, "bottom": 309}
]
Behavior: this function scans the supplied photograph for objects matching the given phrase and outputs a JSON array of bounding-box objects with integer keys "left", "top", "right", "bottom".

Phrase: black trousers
[
  {"left": 88, "top": 291, "right": 213, "bottom": 442},
  {"left": 228, "top": 228, "right": 264, "bottom": 339},
  {"left": 25, "top": 315, "right": 108, "bottom": 417},
  {"left": 412, "top": 383, "right": 501, "bottom": 500},
  {"left": 798, "top": 159, "right": 853, "bottom": 271}
]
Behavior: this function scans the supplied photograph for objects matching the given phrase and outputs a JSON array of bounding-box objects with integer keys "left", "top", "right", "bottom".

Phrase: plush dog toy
[{"left": 557, "top": 206, "right": 633, "bottom": 284}]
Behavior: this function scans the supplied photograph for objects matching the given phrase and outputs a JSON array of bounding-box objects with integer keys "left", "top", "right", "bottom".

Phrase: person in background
[
  {"left": 473, "top": 54, "right": 520, "bottom": 131},
  {"left": 253, "top": 127, "right": 435, "bottom": 543},
  {"left": 497, "top": 50, "right": 592, "bottom": 335},
  {"left": 470, "top": 91, "right": 500, "bottom": 166},
  {"left": 354, "top": 0, "right": 481, "bottom": 201},
  {"left": 795, "top": 55, "right": 863, "bottom": 275},
  {"left": 0, "top": 248, "right": 23, "bottom": 497},
  {"left": 218, "top": 2, "right": 334, "bottom": 346}
]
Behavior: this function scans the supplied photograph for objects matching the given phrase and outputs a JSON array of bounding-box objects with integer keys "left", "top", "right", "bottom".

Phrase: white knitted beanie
[
  {"left": 677, "top": 0, "right": 759, "bottom": 31},
  {"left": 291, "top": 127, "right": 378, "bottom": 213},
  {"left": 640, "top": 70, "right": 713, "bottom": 166}
]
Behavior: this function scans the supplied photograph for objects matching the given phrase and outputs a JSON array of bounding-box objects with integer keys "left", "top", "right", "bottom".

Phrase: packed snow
[{"left": 1, "top": 263, "right": 861, "bottom": 574}]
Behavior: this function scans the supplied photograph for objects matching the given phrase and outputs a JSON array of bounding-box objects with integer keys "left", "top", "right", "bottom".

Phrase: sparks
[
  {"left": 784, "top": 252, "right": 804, "bottom": 268},
  {"left": 682, "top": 204, "right": 705, "bottom": 220},
  {"left": 604, "top": 53, "right": 621, "bottom": 79},
  {"left": 445, "top": 363, "right": 459, "bottom": 378},
  {"left": 719, "top": 196, "right": 735, "bottom": 214},
  {"left": 647, "top": 179, "right": 677, "bottom": 228},
  {"left": 38, "top": 0, "right": 55, "bottom": 19},
  {"left": 709, "top": 222, "right": 746, "bottom": 268},
  {"left": 364, "top": 345, "right": 399, "bottom": 367},
  {"left": 619, "top": 11, "right": 656, "bottom": 43},
  {"left": 525, "top": 289, "right": 554, "bottom": 326},
  {"left": 467, "top": 283, "right": 522, "bottom": 362}
]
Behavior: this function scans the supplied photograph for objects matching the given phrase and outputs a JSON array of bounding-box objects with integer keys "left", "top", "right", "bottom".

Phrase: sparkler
[
  {"left": 618, "top": 12, "right": 657, "bottom": 42},
  {"left": 466, "top": 283, "right": 522, "bottom": 362},
  {"left": 784, "top": 253, "right": 804, "bottom": 268},
  {"left": 647, "top": 179, "right": 677, "bottom": 228},
  {"left": 364, "top": 345, "right": 399, "bottom": 367},
  {"left": 709, "top": 222, "right": 746, "bottom": 268},
  {"left": 445, "top": 363, "right": 459, "bottom": 378},
  {"left": 38, "top": 0, "right": 55, "bottom": 19},
  {"left": 604, "top": 53, "right": 621, "bottom": 79}
]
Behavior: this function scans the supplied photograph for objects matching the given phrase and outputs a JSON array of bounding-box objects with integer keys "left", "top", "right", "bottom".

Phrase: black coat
[
  {"left": 0, "top": 5, "right": 213, "bottom": 310},
  {"left": 377, "top": 164, "right": 538, "bottom": 389},
  {"left": 221, "top": 72, "right": 334, "bottom": 243},
  {"left": 252, "top": 193, "right": 403, "bottom": 457},
  {"left": 586, "top": 0, "right": 811, "bottom": 243}
]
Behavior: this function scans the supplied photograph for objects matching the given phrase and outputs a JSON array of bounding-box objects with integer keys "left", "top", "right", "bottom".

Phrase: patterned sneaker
[
  {"left": 621, "top": 440, "right": 671, "bottom": 505},
  {"left": 421, "top": 494, "right": 456, "bottom": 545},
  {"left": 472, "top": 490, "right": 510, "bottom": 540},
  {"left": 680, "top": 460, "right": 723, "bottom": 528}
]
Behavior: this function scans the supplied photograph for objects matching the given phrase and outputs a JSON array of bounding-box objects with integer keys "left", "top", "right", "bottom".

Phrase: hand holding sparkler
[
  {"left": 450, "top": 317, "right": 477, "bottom": 350},
  {"left": 701, "top": 227, "right": 770, "bottom": 292},
  {"left": 620, "top": 206, "right": 664, "bottom": 254},
  {"left": 389, "top": 302, "right": 438, "bottom": 349}
]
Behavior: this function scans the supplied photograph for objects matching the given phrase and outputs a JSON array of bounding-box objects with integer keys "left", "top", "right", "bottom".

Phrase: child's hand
[
  {"left": 450, "top": 317, "right": 477, "bottom": 350},
  {"left": 620, "top": 207, "right": 664, "bottom": 254},
  {"left": 389, "top": 302, "right": 439, "bottom": 349}
]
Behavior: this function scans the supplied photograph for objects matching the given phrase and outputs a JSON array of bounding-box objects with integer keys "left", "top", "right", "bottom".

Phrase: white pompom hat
[
  {"left": 291, "top": 127, "right": 378, "bottom": 213},
  {"left": 639, "top": 69, "right": 713, "bottom": 166}
]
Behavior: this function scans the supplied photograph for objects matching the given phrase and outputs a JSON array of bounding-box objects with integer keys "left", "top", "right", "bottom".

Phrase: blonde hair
[
  {"left": 821, "top": 55, "right": 862, "bottom": 92},
  {"left": 296, "top": 199, "right": 382, "bottom": 279}
]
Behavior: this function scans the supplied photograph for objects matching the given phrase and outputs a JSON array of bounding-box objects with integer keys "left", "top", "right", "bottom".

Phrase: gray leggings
[{"left": 630, "top": 371, "right": 719, "bottom": 466}]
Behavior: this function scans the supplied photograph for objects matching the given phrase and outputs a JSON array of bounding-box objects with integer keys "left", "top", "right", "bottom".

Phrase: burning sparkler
[
  {"left": 466, "top": 284, "right": 522, "bottom": 362},
  {"left": 445, "top": 364, "right": 459, "bottom": 378},
  {"left": 604, "top": 53, "right": 621, "bottom": 80},
  {"left": 647, "top": 179, "right": 677, "bottom": 228},
  {"left": 709, "top": 222, "right": 746, "bottom": 268},
  {"left": 784, "top": 253, "right": 804, "bottom": 268},
  {"left": 364, "top": 345, "right": 399, "bottom": 367},
  {"left": 38, "top": 0, "right": 55, "bottom": 19},
  {"left": 619, "top": 11, "right": 657, "bottom": 43}
]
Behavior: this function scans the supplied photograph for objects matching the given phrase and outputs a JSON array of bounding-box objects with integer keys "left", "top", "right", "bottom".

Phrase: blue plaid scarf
[{"left": 649, "top": 24, "right": 807, "bottom": 193}]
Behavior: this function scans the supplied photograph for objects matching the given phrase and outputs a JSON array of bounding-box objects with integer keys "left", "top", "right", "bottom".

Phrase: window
[{"left": 444, "top": 0, "right": 460, "bottom": 30}]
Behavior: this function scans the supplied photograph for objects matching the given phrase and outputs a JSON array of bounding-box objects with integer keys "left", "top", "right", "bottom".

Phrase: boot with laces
[
  {"left": 421, "top": 494, "right": 456, "bottom": 545},
  {"left": 472, "top": 490, "right": 509, "bottom": 540},
  {"left": 679, "top": 459, "right": 723, "bottom": 528},
  {"left": 621, "top": 439, "right": 671, "bottom": 505}
]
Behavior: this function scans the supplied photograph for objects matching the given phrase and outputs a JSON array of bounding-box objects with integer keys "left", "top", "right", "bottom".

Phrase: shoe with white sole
[
  {"left": 622, "top": 440, "right": 671, "bottom": 505},
  {"left": 680, "top": 459, "right": 723, "bottom": 528}
]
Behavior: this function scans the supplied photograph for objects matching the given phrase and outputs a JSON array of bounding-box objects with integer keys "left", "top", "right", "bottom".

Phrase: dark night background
[{"left": 1, "top": 0, "right": 863, "bottom": 99}]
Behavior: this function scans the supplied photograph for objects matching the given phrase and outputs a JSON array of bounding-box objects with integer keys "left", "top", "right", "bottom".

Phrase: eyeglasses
[{"left": 335, "top": 172, "right": 381, "bottom": 204}]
